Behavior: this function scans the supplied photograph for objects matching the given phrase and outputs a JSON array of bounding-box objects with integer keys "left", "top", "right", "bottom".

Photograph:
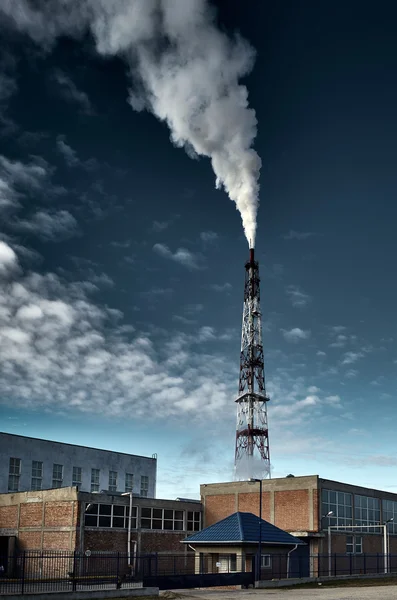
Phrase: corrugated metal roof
[{"left": 184, "top": 512, "right": 305, "bottom": 545}]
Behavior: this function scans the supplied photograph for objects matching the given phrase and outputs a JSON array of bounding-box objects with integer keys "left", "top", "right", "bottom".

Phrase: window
[
  {"left": 321, "top": 489, "right": 353, "bottom": 529},
  {"left": 84, "top": 503, "right": 137, "bottom": 528},
  {"left": 346, "top": 535, "right": 362, "bottom": 554},
  {"left": 261, "top": 554, "right": 271, "bottom": 568},
  {"left": 383, "top": 500, "right": 397, "bottom": 534},
  {"left": 52, "top": 464, "right": 63, "bottom": 488},
  {"left": 125, "top": 473, "right": 134, "bottom": 493},
  {"left": 72, "top": 466, "right": 82, "bottom": 487},
  {"left": 218, "top": 554, "right": 237, "bottom": 572},
  {"left": 8, "top": 457, "right": 21, "bottom": 492},
  {"left": 354, "top": 495, "right": 381, "bottom": 533},
  {"left": 187, "top": 511, "right": 201, "bottom": 531},
  {"left": 140, "top": 475, "right": 149, "bottom": 497},
  {"left": 91, "top": 468, "right": 100, "bottom": 492},
  {"left": 31, "top": 461, "right": 43, "bottom": 491},
  {"left": 108, "top": 470, "right": 117, "bottom": 492},
  {"left": 141, "top": 507, "right": 184, "bottom": 531}
]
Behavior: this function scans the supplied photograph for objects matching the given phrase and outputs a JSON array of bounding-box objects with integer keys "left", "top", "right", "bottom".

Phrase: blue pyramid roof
[{"left": 184, "top": 512, "right": 305, "bottom": 546}]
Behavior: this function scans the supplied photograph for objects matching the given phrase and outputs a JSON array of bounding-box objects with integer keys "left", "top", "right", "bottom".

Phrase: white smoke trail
[{"left": 1, "top": 0, "right": 261, "bottom": 246}]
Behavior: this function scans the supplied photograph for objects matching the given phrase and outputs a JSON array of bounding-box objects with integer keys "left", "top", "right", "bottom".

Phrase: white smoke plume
[
  {"left": 1, "top": 0, "right": 261, "bottom": 246},
  {"left": 235, "top": 453, "right": 271, "bottom": 481}
]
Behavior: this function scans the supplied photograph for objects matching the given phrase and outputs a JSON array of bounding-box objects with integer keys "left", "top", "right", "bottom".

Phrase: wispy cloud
[
  {"left": 150, "top": 216, "right": 179, "bottom": 232},
  {"left": 286, "top": 285, "right": 311, "bottom": 308},
  {"left": 56, "top": 137, "right": 78, "bottom": 166},
  {"left": 153, "top": 243, "right": 203, "bottom": 270},
  {"left": 281, "top": 327, "right": 311, "bottom": 343},
  {"left": 18, "top": 210, "right": 79, "bottom": 241},
  {"left": 208, "top": 282, "right": 232, "bottom": 292},
  {"left": 53, "top": 70, "right": 93, "bottom": 114},
  {"left": 283, "top": 230, "right": 318, "bottom": 240},
  {"left": 200, "top": 231, "right": 218, "bottom": 243},
  {"left": 342, "top": 351, "right": 364, "bottom": 365}
]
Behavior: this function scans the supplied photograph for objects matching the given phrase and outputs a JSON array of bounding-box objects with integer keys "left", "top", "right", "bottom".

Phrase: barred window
[
  {"left": 52, "top": 464, "right": 63, "bottom": 488},
  {"left": 8, "top": 458, "right": 21, "bottom": 492},
  {"left": 125, "top": 473, "right": 134, "bottom": 493},
  {"left": 84, "top": 503, "right": 137, "bottom": 528},
  {"left": 321, "top": 489, "right": 352, "bottom": 529},
  {"left": 141, "top": 507, "right": 184, "bottom": 531},
  {"left": 91, "top": 468, "right": 100, "bottom": 492},
  {"left": 72, "top": 466, "right": 82, "bottom": 487},
  {"left": 31, "top": 461, "right": 43, "bottom": 491},
  {"left": 140, "top": 475, "right": 149, "bottom": 497},
  {"left": 187, "top": 511, "right": 201, "bottom": 531},
  {"left": 108, "top": 470, "right": 117, "bottom": 492},
  {"left": 354, "top": 495, "right": 381, "bottom": 533}
]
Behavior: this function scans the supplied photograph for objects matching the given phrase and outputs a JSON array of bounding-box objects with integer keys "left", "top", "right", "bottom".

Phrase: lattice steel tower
[{"left": 234, "top": 247, "right": 271, "bottom": 479}]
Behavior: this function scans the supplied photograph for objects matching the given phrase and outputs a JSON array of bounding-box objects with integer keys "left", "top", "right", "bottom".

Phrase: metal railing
[{"left": 0, "top": 551, "right": 142, "bottom": 595}]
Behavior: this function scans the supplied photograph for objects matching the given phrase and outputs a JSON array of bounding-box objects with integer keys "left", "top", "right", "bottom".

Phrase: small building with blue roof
[{"left": 183, "top": 511, "right": 305, "bottom": 579}]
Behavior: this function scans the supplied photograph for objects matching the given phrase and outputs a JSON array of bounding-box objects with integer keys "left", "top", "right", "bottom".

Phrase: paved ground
[{"left": 171, "top": 585, "right": 397, "bottom": 600}]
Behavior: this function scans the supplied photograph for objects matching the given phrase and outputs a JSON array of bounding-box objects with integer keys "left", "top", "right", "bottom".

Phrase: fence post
[
  {"left": 21, "top": 551, "right": 26, "bottom": 595},
  {"left": 349, "top": 552, "right": 352, "bottom": 576},
  {"left": 72, "top": 551, "right": 77, "bottom": 592},
  {"left": 116, "top": 552, "right": 120, "bottom": 589},
  {"left": 333, "top": 553, "right": 336, "bottom": 577},
  {"left": 363, "top": 553, "right": 366, "bottom": 575}
]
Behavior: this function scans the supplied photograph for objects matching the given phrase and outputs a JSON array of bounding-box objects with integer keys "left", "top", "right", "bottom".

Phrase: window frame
[
  {"left": 261, "top": 554, "right": 271, "bottom": 568},
  {"left": 140, "top": 475, "right": 149, "bottom": 497},
  {"left": 84, "top": 503, "right": 137, "bottom": 529},
  {"left": 72, "top": 466, "right": 82, "bottom": 487},
  {"left": 141, "top": 507, "right": 185, "bottom": 531},
  {"left": 346, "top": 535, "right": 363, "bottom": 554},
  {"left": 91, "top": 468, "right": 100, "bottom": 492},
  {"left": 31, "top": 460, "right": 43, "bottom": 491},
  {"left": 108, "top": 470, "right": 118, "bottom": 492},
  {"left": 52, "top": 463, "right": 63, "bottom": 488},
  {"left": 187, "top": 511, "right": 201, "bottom": 531},
  {"left": 8, "top": 457, "right": 21, "bottom": 492},
  {"left": 125, "top": 472, "right": 134, "bottom": 493}
]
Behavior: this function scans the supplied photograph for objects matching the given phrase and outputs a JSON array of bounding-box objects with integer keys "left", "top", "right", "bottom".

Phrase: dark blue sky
[{"left": 0, "top": 0, "right": 397, "bottom": 498}]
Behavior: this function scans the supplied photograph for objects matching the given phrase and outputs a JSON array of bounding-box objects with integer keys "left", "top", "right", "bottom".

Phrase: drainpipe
[{"left": 286, "top": 544, "right": 298, "bottom": 579}]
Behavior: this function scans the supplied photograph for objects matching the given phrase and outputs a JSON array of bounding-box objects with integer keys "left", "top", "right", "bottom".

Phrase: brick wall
[
  {"left": 237, "top": 492, "right": 271, "bottom": 521},
  {"left": 84, "top": 530, "right": 130, "bottom": 553},
  {"left": 140, "top": 532, "right": 187, "bottom": 553},
  {"left": 0, "top": 505, "right": 18, "bottom": 528},
  {"left": 44, "top": 502, "right": 74, "bottom": 527},
  {"left": 18, "top": 531, "right": 41, "bottom": 549},
  {"left": 205, "top": 494, "right": 236, "bottom": 526},
  {"left": 19, "top": 503, "right": 42, "bottom": 528},
  {"left": 42, "top": 531, "right": 71, "bottom": 550},
  {"left": 274, "top": 490, "right": 309, "bottom": 531}
]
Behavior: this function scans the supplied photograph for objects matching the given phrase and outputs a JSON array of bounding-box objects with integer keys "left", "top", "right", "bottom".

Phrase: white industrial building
[{"left": 0, "top": 432, "right": 157, "bottom": 497}]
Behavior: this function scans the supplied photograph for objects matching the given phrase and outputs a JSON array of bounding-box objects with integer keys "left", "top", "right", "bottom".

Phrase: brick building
[
  {"left": 0, "top": 432, "right": 157, "bottom": 497},
  {"left": 0, "top": 486, "right": 202, "bottom": 574},
  {"left": 200, "top": 475, "right": 397, "bottom": 575}
]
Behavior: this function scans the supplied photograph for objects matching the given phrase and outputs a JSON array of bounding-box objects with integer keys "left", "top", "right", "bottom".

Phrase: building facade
[
  {"left": 0, "top": 486, "right": 202, "bottom": 557},
  {"left": 200, "top": 475, "right": 397, "bottom": 574},
  {"left": 0, "top": 433, "right": 157, "bottom": 497}
]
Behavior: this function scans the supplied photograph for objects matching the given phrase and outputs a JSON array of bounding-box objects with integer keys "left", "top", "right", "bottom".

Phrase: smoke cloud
[{"left": 1, "top": 0, "right": 261, "bottom": 246}]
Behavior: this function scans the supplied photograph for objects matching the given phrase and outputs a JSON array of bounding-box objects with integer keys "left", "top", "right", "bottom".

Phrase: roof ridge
[{"left": 236, "top": 512, "right": 244, "bottom": 540}]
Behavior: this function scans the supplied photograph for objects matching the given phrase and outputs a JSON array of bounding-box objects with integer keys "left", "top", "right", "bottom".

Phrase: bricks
[
  {"left": 274, "top": 490, "right": 309, "bottom": 531},
  {"left": 205, "top": 494, "right": 235, "bottom": 526},
  {"left": 43, "top": 531, "right": 71, "bottom": 550},
  {"left": 84, "top": 530, "right": 129, "bottom": 552},
  {"left": 19, "top": 502, "right": 43, "bottom": 528},
  {"left": 0, "top": 505, "right": 18, "bottom": 528},
  {"left": 238, "top": 492, "right": 271, "bottom": 521},
  {"left": 18, "top": 531, "right": 41, "bottom": 549},
  {"left": 44, "top": 501, "right": 75, "bottom": 527},
  {"left": 141, "top": 532, "right": 187, "bottom": 553}
]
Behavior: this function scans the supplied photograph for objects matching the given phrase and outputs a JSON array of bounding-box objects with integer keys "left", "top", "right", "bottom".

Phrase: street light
[
  {"left": 384, "top": 518, "right": 393, "bottom": 574},
  {"left": 249, "top": 478, "right": 262, "bottom": 582},
  {"left": 121, "top": 492, "right": 133, "bottom": 568}
]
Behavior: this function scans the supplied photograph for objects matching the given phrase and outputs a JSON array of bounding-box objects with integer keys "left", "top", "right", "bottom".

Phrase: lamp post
[
  {"left": 249, "top": 478, "right": 262, "bottom": 581},
  {"left": 384, "top": 518, "right": 393, "bottom": 574},
  {"left": 121, "top": 492, "right": 133, "bottom": 567}
]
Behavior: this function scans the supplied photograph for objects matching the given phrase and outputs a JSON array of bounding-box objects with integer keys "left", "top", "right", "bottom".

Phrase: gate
[{"left": 139, "top": 553, "right": 255, "bottom": 590}]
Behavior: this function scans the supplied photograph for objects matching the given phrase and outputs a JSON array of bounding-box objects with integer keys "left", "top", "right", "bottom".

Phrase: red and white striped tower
[{"left": 234, "top": 247, "right": 271, "bottom": 479}]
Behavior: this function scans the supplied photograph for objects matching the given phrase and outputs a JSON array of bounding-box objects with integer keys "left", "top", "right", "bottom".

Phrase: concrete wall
[{"left": 0, "top": 432, "right": 157, "bottom": 497}]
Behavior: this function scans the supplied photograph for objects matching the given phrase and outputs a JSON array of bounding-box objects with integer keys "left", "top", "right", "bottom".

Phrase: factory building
[
  {"left": 201, "top": 475, "right": 397, "bottom": 575},
  {"left": 0, "top": 486, "right": 201, "bottom": 565},
  {"left": 0, "top": 432, "right": 157, "bottom": 497}
]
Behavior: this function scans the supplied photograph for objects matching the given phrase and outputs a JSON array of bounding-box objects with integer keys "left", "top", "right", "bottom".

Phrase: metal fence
[
  {"left": 1, "top": 551, "right": 397, "bottom": 594},
  {"left": 0, "top": 551, "right": 142, "bottom": 595}
]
